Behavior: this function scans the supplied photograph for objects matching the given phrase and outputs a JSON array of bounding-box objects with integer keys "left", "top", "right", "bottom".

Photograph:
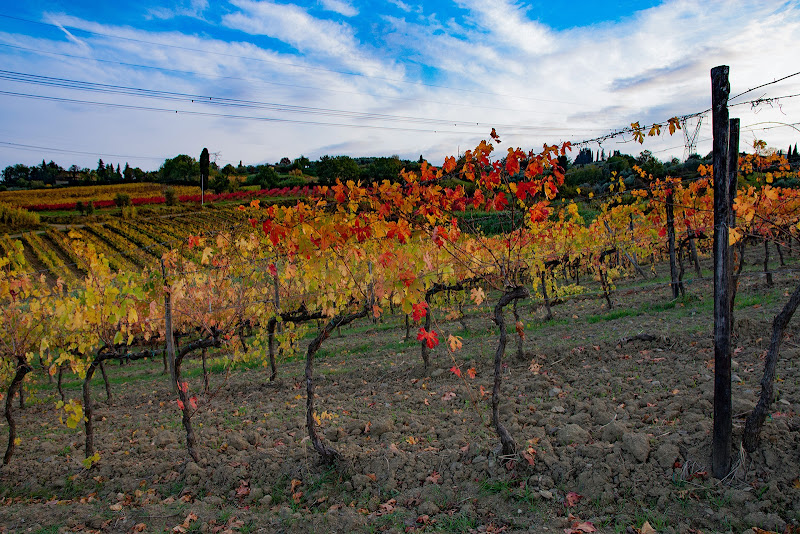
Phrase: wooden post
[
  {"left": 711, "top": 65, "right": 732, "bottom": 479},
  {"left": 666, "top": 189, "right": 679, "bottom": 299},
  {"left": 161, "top": 259, "right": 177, "bottom": 393},
  {"left": 728, "top": 120, "right": 741, "bottom": 321}
]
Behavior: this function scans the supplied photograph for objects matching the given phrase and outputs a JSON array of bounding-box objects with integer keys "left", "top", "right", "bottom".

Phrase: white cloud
[
  {"left": 147, "top": 0, "right": 209, "bottom": 20},
  {"left": 319, "top": 0, "right": 359, "bottom": 17},
  {"left": 221, "top": 0, "right": 399, "bottom": 78}
]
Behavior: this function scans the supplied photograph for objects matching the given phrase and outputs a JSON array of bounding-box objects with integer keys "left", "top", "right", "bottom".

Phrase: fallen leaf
[
  {"left": 565, "top": 491, "right": 583, "bottom": 507},
  {"left": 441, "top": 391, "right": 456, "bottom": 402},
  {"left": 564, "top": 521, "right": 596, "bottom": 533},
  {"left": 235, "top": 480, "right": 250, "bottom": 499},
  {"left": 377, "top": 498, "right": 396, "bottom": 515},
  {"left": 640, "top": 521, "right": 656, "bottom": 534},
  {"left": 109, "top": 503, "right": 123, "bottom": 511},
  {"left": 425, "top": 471, "right": 442, "bottom": 484},
  {"left": 522, "top": 447, "right": 536, "bottom": 466}
]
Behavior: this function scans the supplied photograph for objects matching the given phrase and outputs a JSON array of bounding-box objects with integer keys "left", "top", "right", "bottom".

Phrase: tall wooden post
[
  {"left": 727, "top": 120, "right": 741, "bottom": 314},
  {"left": 711, "top": 65, "right": 732, "bottom": 478},
  {"left": 666, "top": 189, "right": 679, "bottom": 299},
  {"left": 161, "top": 259, "right": 177, "bottom": 393}
]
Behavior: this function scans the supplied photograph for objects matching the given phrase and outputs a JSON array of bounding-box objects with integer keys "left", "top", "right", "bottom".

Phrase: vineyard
[{"left": 2, "top": 89, "right": 800, "bottom": 532}]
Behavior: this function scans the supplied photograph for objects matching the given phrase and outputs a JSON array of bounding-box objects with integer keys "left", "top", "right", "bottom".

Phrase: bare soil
[{"left": 1, "top": 264, "right": 799, "bottom": 534}]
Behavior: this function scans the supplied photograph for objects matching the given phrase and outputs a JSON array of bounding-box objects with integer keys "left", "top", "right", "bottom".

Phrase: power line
[
  {"left": 0, "top": 89, "right": 595, "bottom": 137},
  {"left": 0, "top": 69, "right": 596, "bottom": 133},
  {"left": 730, "top": 70, "right": 800, "bottom": 102},
  {"left": 0, "top": 42, "right": 569, "bottom": 117},
  {"left": 0, "top": 13, "right": 579, "bottom": 105},
  {"left": 0, "top": 140, "right": 168, "bottom": 162},
  {"left": 566, "top": 68, "right": 800, "bottom": 152}
]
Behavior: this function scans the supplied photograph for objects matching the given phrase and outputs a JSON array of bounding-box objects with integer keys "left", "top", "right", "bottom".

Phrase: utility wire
[
  {"left": 0, "top": 90, "right": 554, "bottom": 136},
  {"left": 0, "top": 13, "right": 579, "bottom": 105},
  {"left": 0, "top": 42, "right": 569, "bottom": 117},
  {"left": 0, "top": 69, "right": 595, "bottom": 132}
]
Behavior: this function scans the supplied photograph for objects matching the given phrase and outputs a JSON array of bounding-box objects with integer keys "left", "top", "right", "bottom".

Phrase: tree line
[{"left": 3, "top": 143, "right": 798, "bottom": 194}]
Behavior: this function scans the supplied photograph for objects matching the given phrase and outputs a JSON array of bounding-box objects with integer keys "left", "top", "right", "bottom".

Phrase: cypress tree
[{"left": 200, "top": 148, "right": 210, "bottom": 203}]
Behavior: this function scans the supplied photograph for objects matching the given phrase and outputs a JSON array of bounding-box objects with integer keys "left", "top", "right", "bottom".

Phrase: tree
[
  {"left": 294, "top": 155, "right": 310, "bottom": 171},
  {"left": 200, "top": 148, "right": 210, "bottom": 200},
  {"left": 114, "top": 193, "right": 131, "bottom": 207},
  {"left": 96, "top": 159, "right": 107, "bottom": 182},
  {"left": 316, "top": 155, "right": 360, "bottom": 185},
  {"left": 573, "top": 148, "right": 593, "bottom": 165},
  {"left": 159, "top": 155, "right": 199, "bottom": 183},
  {"left": 209, "top": 174, "right": 232, "bottom": 194},
  {"left": 1, "top": 164, "right": 30, "bottom": 186},
  {"left": 362, "top": 156, "right": 401, "bottom": 184},
  {"left": 254, "top": 165, "right": 279, "bottom": 189}
]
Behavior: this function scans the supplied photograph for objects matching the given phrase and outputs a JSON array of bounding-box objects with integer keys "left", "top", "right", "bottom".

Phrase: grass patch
[
  {"left": 586, "top": 308, "right": 639, "bottom": 323},
  {"left": 433, "top": 512, "right": 477, "bottom": 532}
]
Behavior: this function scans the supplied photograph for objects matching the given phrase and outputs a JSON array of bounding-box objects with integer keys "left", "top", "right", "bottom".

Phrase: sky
[{"left": 1, "top": 0, "right": 799, "bottom": 172}]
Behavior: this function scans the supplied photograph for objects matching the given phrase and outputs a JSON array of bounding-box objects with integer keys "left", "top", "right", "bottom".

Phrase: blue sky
[{"left": 1, "top": 0, "right": 799, "bottom": 171}]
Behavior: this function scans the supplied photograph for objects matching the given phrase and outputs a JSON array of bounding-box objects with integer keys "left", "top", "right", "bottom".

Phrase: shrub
[
  {"left": 164, "top": 187, "right": 179, "bottom": 206},
  {"left": 0, "top": 202, "right": 40, "bottom": 229},
  {"left": 114, "top": 193, "right": 132, "bottom": 207}
]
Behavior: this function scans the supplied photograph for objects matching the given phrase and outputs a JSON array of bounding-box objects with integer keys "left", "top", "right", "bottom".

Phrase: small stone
[
  {"left": 227, "top": 433, "right": 249, "bottom": 451},
  {"left": 601, "top": 421, "right": 626, "bottom": 443},
  {"left": 418, "top": 501, "right": 439, "bottom": 516},
  {"left": 557, "top": 424, "right": 590, "bottom": 445},
  {"left": 248, "top": 487, "right": 264, "bottom": 502},
  {"left": 184, "top": 461, "right": 205, "bottom": 482},
  {"left": 549, "top": 387, "right": 562, "bottom": 397},
  {"left": 551, "top": 405, "right": 565, "bottom": 413},
  {"left": 153, "top": 431, "right": 176, "bottom": 448},
  {"left": 539, "top": 490, "right": 553, "bottom": 500},
  {"left": 653, "top": 443, "right": 679, "bottom": 469},
  {"left": 351, "top": 474, "right": 371, "bottom": 491},
  {"left": 204, "top": 495, "right": 224, "bottom": 507},
  {"left": 259, "top": 495, "right": 273, "bottom": 507},
  {"left": 622, "top": 432, "right": 650, "bottom": 463}
]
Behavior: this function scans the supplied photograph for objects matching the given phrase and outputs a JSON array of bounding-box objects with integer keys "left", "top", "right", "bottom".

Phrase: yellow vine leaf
[
  {"left": 448, "top": 335, "right": 463, "bottom": 351},
  {"left": 470, "top": 287, "right": 485, "bottom": 306},
  {"left": 82, "top": 452, "right": 100, "bottom": 469},
  {"left": 201, "top": 247, "right": 213, "bottom": 265},
  {"left": 729, "top": 227, "right": 743, "bottom": 247}
]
